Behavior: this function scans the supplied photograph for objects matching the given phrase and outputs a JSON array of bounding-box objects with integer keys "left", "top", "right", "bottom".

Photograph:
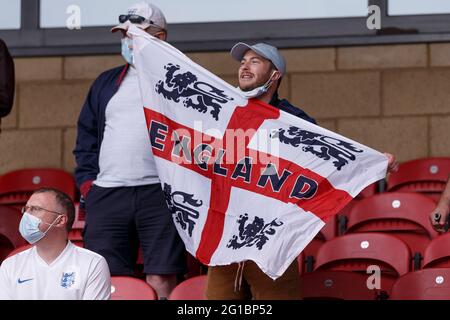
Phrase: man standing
[
  {"left": 73, "top": 1, "right": 186, "bottom": 299},
  {"left": 205, "top": 42, "right": 398, "bottom": 300},
  {"left": 205, "top": 42, "right": 315, "bottom": 300},
  {"left": 0, "top": 39, "right": 15, "bottom": 133},
  {"left": 0, "top": 188, "right": 110, "bottom": 300}
]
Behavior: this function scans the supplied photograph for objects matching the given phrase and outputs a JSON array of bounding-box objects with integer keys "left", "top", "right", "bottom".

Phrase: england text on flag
[{"left": 129, "top": 26, "right": 388, "bottom": 279}]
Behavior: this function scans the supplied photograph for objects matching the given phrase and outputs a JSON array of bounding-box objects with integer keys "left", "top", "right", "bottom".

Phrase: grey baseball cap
[{"left": 230, "top": 42, "right": 286, "bottom": 76}]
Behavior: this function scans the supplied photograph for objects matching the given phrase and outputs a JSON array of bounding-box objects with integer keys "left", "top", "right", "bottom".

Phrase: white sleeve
[
  {"left": 0, "top": 260, "right": 13, "bottom": 300},
  {"left": 83, "top": 256, "right": 111, "bottom": 300}
]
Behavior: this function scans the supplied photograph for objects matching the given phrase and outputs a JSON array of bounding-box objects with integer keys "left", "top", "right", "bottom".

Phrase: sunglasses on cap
[{"left": 119, "top": 14, "right": 155, "bottom": 25}]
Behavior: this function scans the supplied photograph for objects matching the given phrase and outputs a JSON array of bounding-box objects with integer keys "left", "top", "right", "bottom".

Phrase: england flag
[{"left": 129, "top": 26, "right": 388, "bottom": 279}]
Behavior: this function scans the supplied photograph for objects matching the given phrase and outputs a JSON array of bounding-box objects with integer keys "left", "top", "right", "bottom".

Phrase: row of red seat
[
  {"left": 115, "top": 265, "right": 450, "bottom": 300},
  {"left": 0, "top": 157, "right": 450, "bottom": 299},
  {"left": 299, "top": 232, "right": 450, "bottom": 297},
  {"left": 300, "top": 268, "right": 450, "bottom": 300}
]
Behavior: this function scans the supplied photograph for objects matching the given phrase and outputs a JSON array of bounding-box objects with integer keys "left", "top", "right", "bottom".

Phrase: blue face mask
[
  {"left": 121, "top": 37, "right": 134, "bottom": 65},
  {"left": 19, "top": 212, "right": 59, "bottom": 244}
]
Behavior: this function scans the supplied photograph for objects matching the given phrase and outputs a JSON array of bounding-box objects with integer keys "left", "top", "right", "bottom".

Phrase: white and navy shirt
[
  {"left": 0, "top": 241, "right": 111, "bottom": 300},
  {"left": 95, "top": 66, "right": 160, "bottom": 187}
]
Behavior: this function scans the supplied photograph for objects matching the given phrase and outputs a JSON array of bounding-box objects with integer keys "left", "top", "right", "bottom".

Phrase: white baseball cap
[{"left": 111, "top": 1, "right": 167, "bottom": 33}]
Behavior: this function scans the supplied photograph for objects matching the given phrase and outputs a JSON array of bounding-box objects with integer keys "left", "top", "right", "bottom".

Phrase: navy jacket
[
  {"left": 269, "top": 92, "right": 316, "bottom": 125},
  {"left": 74, "top": 64, "right": 129, "bottom": 192},
  {"left": 74, "top": 65, "right": 316, "bottom": 192}
]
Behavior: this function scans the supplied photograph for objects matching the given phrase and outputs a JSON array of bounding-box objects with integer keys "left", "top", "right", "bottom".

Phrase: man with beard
[{"left": 205, "top": 42, "right": 315, "bottom": 300}]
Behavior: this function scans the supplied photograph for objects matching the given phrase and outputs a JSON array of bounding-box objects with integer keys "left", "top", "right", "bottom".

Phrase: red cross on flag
[{"left": 129, "top": 26, "right": 388, "bottom": 279}]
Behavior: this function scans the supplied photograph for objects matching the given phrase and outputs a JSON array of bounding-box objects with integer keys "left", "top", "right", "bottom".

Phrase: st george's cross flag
[{"left": 128, "top": 26, "right": 388, "bottom": 279}]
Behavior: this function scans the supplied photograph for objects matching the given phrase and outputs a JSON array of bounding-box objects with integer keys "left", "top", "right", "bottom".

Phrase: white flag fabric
[{"left": 129, "top": 26, "right": 388, "bottom": 279}]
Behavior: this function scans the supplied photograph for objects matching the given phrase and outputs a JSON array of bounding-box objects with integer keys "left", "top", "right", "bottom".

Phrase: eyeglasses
[
  {"left": 119, "top": 14, "right": 154, "bottom": 25},
  {"left": 21, "top": 205, "right": 62, "bottom": 216}
]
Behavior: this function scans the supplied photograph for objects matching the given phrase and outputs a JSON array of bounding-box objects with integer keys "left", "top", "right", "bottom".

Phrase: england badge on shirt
[{"left": 60, "top": 266, "right": 80, "bottom": 289}]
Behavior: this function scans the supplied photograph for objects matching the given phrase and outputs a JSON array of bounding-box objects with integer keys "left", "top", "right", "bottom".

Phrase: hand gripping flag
[{"left": 129, "top": 26, "right": 388, "bottom": 279}]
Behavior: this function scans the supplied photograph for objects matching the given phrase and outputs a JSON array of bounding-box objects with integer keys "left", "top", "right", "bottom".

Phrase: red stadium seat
[
  {"left": 390, "top": 268, "right": 450, "bottom": 300},
  {"left": 0, "top": 237, "right": 13, "bottom": 264},
  {"left": 335, "top": 182, "right": 382, "bottom": 237},
  {"left": 314, "top": 233, "right": 411, "bottom": 294},
  {"left": 315, "top": 233, "right": 410, "bottom": 275},
  {"left": 111, "top": 276, "right": 158, "bottom": 300},
  {"left": 345, "top": 192, "right": 438, "bottom": 260},
  {"left": 336, "top": 199, "right": 360, "bottom": 236},
  {"left": 0, "top": 205, "right": 27, "bottom": 262},
  {"left": 168, "top": 275, "right": 207, "bottom": 300},
  {"left": 300, "top": 271, "right": 377, "bottom": 300},
  {"left": 357, "top": 182, "right": 378, "bottom": 199},
  {"left": 423, "top": 233, "right": 450, "bottom": 268},
  {"left": 185, "top": 253, "right": 207, "bottom": 279},
  {"left": 387, "top": 157, "right": 450, "bottom": 202},
  {"left": 297, "top": 252, "right": 304, "bottom": 275},
  {"left": 6, "top": 244, "right": 32, "bottom": 258},
  {"left": 302, "top": 216, "right": 337, "bottom": 272},
  {"left": 0, "top": 168, "right": 77, "bottom": 206}
]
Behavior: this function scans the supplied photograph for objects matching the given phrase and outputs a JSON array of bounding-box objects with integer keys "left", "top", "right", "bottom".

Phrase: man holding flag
[
  {"left": 205, "top": 42, "right": 398, "bottom": 299},
  {"left": 205, "top": 42, "right": 317, "bottom": 300},
  {"left": 130, "top": 24, "right": 398, "bottom": 300}
]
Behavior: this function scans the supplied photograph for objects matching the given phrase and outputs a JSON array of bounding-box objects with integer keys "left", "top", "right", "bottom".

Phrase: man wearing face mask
[
  {"left": 73, "top": 1, "right": 187, "bottom": 299},
  {"left": 0, "top": 188, "right": 111, "bottom": 300}
]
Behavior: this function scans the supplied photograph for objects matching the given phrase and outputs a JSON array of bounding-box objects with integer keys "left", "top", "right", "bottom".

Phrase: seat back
[
  {"left": 314, "top": 233, "right": 411, "bottom": 277},
  {"left": 185, "top": 253, "right": 207, "bottom": 279},
  {"left": 300, "top": 271, "right": 377, "bottom": 300},
  {"left": 111, "top": 276, "right": 158, "bottom": 300},
  {"left": 346, "top": 192, "right": 438, "bottom": 255},
  {"left": 387, "top": 157, "right": 450, "bottom": 200},
  {"left": 390, "top": 268, "right": 450, "bottom": 300},
  {"left": 6, "top": 244, "right": 33, "bottom": 258},
  {"left": 302, "top": 216, "right": 337, "bottom": 266},
  {"left": 168, "top": 275, "right": 207, "bottom": 300},
  {"left": 357, "top": 182, "right": 378, "bottom": 199},
  {"left": 423, "top": 233, "right": 450, "bottom": 268},
  {"left": 0, "top": 168, "right": 77, "bottom": 206},
  {"left": 0, "top": 205, "right": 27, "bottom": 251},
  {"left": 297, "top": 252, "right": 304, "bottom": 275}
]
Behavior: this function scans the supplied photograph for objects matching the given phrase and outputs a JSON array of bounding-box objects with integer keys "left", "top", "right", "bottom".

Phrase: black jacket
[
  {"left": 0, "top": 39, "right": 14, "bottom": 118},
  {"left": 269, "top": 93, "right": 317, "bottom": 125}
]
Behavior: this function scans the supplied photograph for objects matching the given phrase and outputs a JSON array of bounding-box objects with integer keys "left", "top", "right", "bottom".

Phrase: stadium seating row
[{"left": 0, "top": 156, "right": 450, "bottom": 299}]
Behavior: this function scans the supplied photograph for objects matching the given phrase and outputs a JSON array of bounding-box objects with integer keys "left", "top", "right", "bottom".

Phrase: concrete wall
[{"left": 2, "top": 43, "right": 450, "bottom": 175}]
